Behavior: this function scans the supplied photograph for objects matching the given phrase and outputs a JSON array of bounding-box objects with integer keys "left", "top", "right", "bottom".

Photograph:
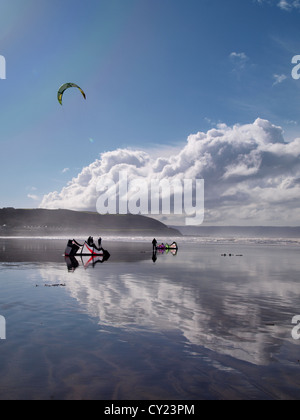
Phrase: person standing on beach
[{"left": 152, "top": 238, "right": 157, "bottom": 252}]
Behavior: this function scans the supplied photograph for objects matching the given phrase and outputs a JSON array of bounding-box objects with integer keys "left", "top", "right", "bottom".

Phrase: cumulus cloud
[
  {"left": 40, "top": 118, "right": 300, "bottom": 226},
  {"left": 28, "top": 194, "right": 39, "bottom": 201}
]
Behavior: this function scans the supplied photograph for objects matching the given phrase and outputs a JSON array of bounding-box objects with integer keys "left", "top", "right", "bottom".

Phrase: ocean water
[{"left": 0, "top": 236, "right": 300, "bottom": 400}]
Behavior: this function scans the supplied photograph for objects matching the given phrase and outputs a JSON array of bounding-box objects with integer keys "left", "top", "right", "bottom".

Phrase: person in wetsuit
[{"left": 152, "top": 238, "right": 157, "bottom": 252}]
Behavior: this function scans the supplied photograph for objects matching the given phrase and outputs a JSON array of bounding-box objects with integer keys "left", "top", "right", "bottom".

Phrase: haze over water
[{"left": 0, "top": 236, "right": 300, "bottom": 400}]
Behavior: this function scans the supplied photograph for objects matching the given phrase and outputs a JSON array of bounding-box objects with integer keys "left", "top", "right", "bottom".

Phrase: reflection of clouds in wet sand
[{"left": 37, "top": 246, "right": 300, "bottom": 367}]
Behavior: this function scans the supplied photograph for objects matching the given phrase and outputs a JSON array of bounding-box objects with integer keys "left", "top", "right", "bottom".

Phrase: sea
[{"left": 0, "top": 234, "right": 300, "bottom": 400}]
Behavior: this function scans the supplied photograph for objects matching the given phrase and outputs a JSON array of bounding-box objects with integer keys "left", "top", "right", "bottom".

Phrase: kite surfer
[
  {"left": 152, "top": 238, "right": 157, "bottom": 252},
  {"left": 87, "top": 236, "right": 102, "bottom": 251}
]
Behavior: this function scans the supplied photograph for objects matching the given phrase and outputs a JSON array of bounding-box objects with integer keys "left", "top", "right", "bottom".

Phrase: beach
[{"left": 0, "top": 236, "right": 300, "bottom": 400}]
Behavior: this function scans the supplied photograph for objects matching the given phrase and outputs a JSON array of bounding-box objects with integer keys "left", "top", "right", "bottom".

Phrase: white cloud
[
  {"left": 278, "top": 0, "right": 300, "bottom": 11},
  {"left": 28, "top": 194, "right": 39, "bottom": 201},
  {"left": 256, "top": 0, "right": 300, "bottom": 10},
  {"left": 40, "top": 119, "right": 300, "bottom": 226},
  {"left": 62, "top": 168, "right": 70, "bottom": 174},
  {"left": 273, "top": 73, "right": 287, "bottom": 85},
  {"left": 230, "top": 52, "right": 248, "bottom": 61},
  {"left": 229, "top": 52, "right": 249, "bottom": 72}
]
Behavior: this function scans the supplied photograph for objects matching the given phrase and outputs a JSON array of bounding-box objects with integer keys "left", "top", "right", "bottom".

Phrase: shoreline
[{"left": 0, "top": 234, "right": 300, "bottom": 245}]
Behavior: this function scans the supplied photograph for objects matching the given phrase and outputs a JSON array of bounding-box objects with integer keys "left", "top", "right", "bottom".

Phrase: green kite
[{"left": 57, "top": 83, "right": 86, "bottom": 105}]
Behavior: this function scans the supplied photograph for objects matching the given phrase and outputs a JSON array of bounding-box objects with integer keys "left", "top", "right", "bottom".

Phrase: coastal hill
[{"left": 0, "top": 208, "right": 181, "bottom": 237}]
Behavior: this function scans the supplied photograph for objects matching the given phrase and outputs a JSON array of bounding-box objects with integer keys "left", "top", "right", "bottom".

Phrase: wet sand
[{"left": 0, "top": 237, "right": 300, "bottom": 400}]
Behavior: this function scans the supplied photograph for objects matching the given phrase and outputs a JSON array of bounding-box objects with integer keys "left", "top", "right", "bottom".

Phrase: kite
[{"left": 57, "top": 83, "right": 86, "bottom": 105}]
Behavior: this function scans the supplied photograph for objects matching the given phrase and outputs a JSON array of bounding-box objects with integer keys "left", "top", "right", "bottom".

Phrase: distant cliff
[{"left": 0, "top": 208, "right": 181, "bottom": 237}]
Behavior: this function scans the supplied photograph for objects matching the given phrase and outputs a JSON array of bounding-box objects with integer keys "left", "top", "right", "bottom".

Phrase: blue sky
[{"left": 1, "top": 0, "right": 300, "bottom": 224}]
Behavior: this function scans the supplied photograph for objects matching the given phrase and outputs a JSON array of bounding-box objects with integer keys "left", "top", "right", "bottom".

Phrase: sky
[{"left": 1, "top": 0, "right": 300, "bottom": 226}]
